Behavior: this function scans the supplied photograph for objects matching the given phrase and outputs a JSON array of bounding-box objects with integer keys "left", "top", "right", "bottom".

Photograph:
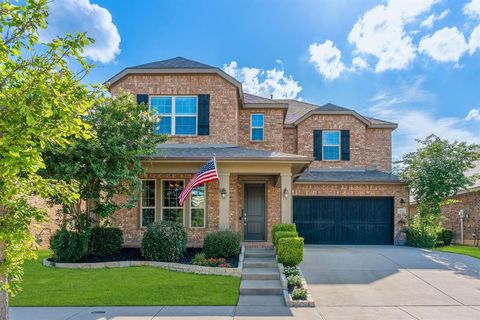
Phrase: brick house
[{"left": 35, "top": 56, "right": 409, "bottom": 248}]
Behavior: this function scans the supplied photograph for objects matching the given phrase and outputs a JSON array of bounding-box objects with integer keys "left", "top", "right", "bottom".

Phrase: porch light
[
  {"left": 220, "top": 188, "right": 227, "bottom": 199},
  {"left": 283, "top": 188, "right": 289, "bottom": 199},
  {"left": 400, "top": 198, "right": 405, "bottom": 207}
]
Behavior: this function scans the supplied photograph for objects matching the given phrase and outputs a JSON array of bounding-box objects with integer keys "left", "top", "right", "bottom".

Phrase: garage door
[{"left": 293, "top": 196, "right": 394, "bottom": 245}]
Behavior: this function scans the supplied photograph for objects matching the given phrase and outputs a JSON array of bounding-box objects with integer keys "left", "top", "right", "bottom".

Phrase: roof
[
  {"left": 131, "top": 57, "right": 215, "bottom": 69},
  {"left": 243, "top": 93, "right": 289, "bottom": 109},
  {"left": 296, "top": 168, "right": 403, "bottom": 184},
  {"left": 142, "top": 144, "right": 313, "bottom": 162}
]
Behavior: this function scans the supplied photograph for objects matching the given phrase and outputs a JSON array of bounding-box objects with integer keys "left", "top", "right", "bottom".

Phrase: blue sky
[{"left": 44, "top": 0, "right": 480, "bottom": 158}]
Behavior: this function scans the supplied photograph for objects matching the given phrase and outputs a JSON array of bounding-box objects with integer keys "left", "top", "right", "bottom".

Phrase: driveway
[{"left": 302, "top": 245, "right": 480, "bottom": 320}]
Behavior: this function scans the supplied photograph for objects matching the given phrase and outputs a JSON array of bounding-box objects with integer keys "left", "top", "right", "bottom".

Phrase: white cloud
[
  {"left": 464, "top": 0, "right": 480, "bottom": 19},
  {"left": 351, "top": 56, "right": 369, "bottom": 70},
  {"left": 223, "top": 61, "right": 302, "bottom": 99},
  {"left": 469, "top": 24, "right": 480, "bottom": 54},
  {"left": 420, "top": 10, "right": 449, "bottom": 29},
  {"left": 308, "top": 40, "right": 346, "bottom": 80},
  {"left": 41, "top": 0, "right": 120, "bottom": 63},
  {"left": 419, "top": 27, "right": 469, "bottom": 62},
  {"left": 348, "top": 0, "right": 439, "bottom": 72},
  {"left": 466, "top": 108, "right": 480, "bottom": 120}
]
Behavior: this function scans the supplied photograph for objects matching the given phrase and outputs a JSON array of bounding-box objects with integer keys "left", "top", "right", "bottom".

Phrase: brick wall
[
  {"left": 296, "top": 114, "right": 393, "bottom": 172},
  {"left": 29, "top": 197, "right": 63, "bottom": 248},
  {"left": 283, "top": 127, "right": 297, "bottom": 154},
  {"left": 238, "top": 109, "right": 284, "bottom": 151},
  {"left": 109, "top": 73, "right": 240, "bottom": 145}
]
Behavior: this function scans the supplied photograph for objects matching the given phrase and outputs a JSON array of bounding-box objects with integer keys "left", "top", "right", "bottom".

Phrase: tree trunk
[{"left": 0, "top": 205, "right": 8, "bottom": 320}]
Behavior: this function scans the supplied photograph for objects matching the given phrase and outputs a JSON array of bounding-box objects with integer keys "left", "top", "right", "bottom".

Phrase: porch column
[
  {"left": 281, "top": 173, "right": 292, "bottom": 223},
  {"left": 218, "top": 172, "right": 230, "bottom": 230}
]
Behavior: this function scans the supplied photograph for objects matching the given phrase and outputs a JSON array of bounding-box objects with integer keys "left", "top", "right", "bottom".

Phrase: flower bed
[{"left": 278, "top": 264, "right": 315, "bottom": 307}]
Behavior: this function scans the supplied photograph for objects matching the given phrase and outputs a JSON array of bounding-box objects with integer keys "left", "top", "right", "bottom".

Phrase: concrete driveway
[{"left": 301, "top": 245, "right": 480, "bottom": 320}]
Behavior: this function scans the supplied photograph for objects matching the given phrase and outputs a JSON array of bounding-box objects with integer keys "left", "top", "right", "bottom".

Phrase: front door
[{"left": 244, "top": 183, "right": 266, "bottom": 241}]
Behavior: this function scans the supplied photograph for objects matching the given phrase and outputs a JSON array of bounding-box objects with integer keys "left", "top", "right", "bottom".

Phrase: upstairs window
[
  {"left": 322, "top": 131, "right": 340, "bottom": 160},
  {"left": 250, "top": 113, "right": 264, "bottom": 141},
  {"left": 151, "top": 96, "right": 197, "bottom": 135}
]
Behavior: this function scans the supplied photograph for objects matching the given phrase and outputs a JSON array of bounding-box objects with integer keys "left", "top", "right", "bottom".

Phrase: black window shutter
[
  {"left": 136, "top": 94, "right": 149, "bottom": 105},
  {"left": 313, "top": 130, "right": 322, "bottom": 160},
  {"left": 341, "top": 130, "right": 350, "bottom": 161},
  {"left": 197, "top": 94, "right": 210, "bottom": 135}
]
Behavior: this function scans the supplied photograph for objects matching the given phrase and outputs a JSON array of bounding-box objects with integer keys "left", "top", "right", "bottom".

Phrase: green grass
[
  {"left": 10, "top": 250, "right": 240, "bottom": 306},
  {"left": 435, "top": 245, "right": 480, "bottom": 260}
]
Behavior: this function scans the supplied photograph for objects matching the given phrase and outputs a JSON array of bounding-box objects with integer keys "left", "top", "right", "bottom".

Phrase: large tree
[
  {"left": 400, "top": 135, "right": 480, "bottom": 248},
  {"left": 0, "top": 1, "right": 101, "bottom": 318}
]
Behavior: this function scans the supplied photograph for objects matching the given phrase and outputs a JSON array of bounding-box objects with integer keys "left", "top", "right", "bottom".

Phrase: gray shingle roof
[
  {"left": 143, "top": 144, "right": 312, "bottom": 161},
  {"left": 244, "top": 93, "right": 279, "bottom": 104},
  {"left": 131, "top": 57, "right": 215, "bottom": 69},
  {"left": 276, "top": 99, "right": 352, "bottom": 125},
  {"left": 297, "top": 169, "right": 402, "bottom": 183}
]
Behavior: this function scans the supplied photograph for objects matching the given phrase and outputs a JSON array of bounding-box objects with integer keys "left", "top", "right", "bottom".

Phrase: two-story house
[{"left": 102, "top": 57, "right": 407, "bottom": 247}]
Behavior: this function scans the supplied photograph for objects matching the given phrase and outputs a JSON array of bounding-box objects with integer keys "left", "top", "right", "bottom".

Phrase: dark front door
[
  {"left": 244, "top": 183, "right": 266, "bottom": 241},
  {"left": 293, "top": 196, "right": 394, "bottom": 245}
]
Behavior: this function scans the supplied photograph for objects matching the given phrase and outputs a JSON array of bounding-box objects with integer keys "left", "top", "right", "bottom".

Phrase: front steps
[{"left": 238, "top": 247, "right": 284, "bottom": 306}]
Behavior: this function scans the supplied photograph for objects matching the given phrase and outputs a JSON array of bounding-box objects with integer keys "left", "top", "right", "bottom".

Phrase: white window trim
[
  {"left": 250, "top": 113, "right": 264, "bottom": 142},
  {"left": 160, "top": 179, "right": 186, "bottom": 226},
  {"left": 322, "top": 130, "right": 341, "bottom": 161},
  {"left": 149, "top": 96, "right": 198, "bottom": 136},
  {"left": 190, "top": 184, "right": 207, "bottom": 229},
  {"left": 140, "top": 179, "right": 156, "bottom": 228}
]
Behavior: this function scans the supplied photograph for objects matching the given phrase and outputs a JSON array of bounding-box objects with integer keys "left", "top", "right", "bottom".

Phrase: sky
[{"left": 42, "top": 0, "right": 480, "bottom": 159}]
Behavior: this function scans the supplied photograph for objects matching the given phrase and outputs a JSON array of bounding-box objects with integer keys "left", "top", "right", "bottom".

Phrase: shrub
[
  {"left": 90, "top": 226, "right": 123, "bottom": 256},
  {"left": 287, "top": 274, "right": 302, "bottom": 288},
  {"left": 437, "top": 228, "right": 453, "bottom": 246},
  {"left": 277, "top": 237, "right": 304, "bottom": 266},
  {"left": 284, "top": 266, "right": 300, "bottom": 278},
  {"left": 141, "top": 221, "right": 187, "bottom": 262},
  {"left": 406, "top": 216, "right": 438, "bottom": 248},
  {"left": 203, "top": 230, "right": 240, "bottom": 258},
  {"left": 274, "top": 231, "right": 298, "bottom": 247},
  {"left": 291, "top": 288, "right": 308, "bottom": 300},
  {"left": 271, "top": 223, "right": 296, "bottom": 245},
  {"left": 192, "top": 252, "right": 207, "bottom": 266},
  {"left": 50, "top": 228, "right": 89, "bottom": 262}
]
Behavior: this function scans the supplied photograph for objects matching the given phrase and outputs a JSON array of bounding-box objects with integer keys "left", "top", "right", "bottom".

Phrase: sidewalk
[{"left": 10, "top": 306, "right": 323, "bottom": 320}]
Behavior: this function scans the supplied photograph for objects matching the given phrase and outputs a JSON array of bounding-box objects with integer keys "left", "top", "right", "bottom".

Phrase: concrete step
[
  {"left": 237, "top": 294, "right": 285, "bottom": 306},
  {"left": 245, "top": 250, "right": 276, "bottom": 259},
  {"left": 240, "top": 280, "right": 283, "bottom": 295},
  {"left": 242, "top": 268, "right": 280, "bottom": 280},
  {"left": 243, "top": 258, "right": 277, "bottom": 268}
]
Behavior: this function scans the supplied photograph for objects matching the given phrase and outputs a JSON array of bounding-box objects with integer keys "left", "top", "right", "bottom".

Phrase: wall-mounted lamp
[
  {"left": 283, "top": 188, "right": 289, "bottom": 199},
  {"left": 400, "top": 198, "right": 405, "bottom": 207},
  {"left": 220, "top": 188, "right": 227, "bottom": 199}
]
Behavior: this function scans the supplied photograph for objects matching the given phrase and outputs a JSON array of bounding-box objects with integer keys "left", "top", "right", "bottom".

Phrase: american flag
[{"left": 179, "top": 158, "right": 219, "bottom": 206}]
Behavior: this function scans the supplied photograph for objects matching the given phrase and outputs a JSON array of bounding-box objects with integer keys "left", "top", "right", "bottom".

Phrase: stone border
[
  {"left": 277, "top": 263, "right": 315, "bottom": 307},
  {"left": 43, "top": 245, "right": 245, "bottom": 278}
]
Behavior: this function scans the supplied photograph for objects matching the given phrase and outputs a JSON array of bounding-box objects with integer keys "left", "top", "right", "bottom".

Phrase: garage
[{"left": 293, "top": 196, "right": 394, "bottom": 245}]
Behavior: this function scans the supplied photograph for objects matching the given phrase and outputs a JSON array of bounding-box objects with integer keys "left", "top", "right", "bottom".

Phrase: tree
[
  {"left": 400, "top": 135, "right": 480, "bottom": 248},
  {"left": 42, "top": 93, "right": 165, "bottom": 229},
  {"left": 0, "top": 1, "right": 101, "bottom": 318}
]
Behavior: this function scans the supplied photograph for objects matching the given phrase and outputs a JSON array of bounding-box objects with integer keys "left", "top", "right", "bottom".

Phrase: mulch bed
[{"left": 49, "top": 247, "right": 239, "bottom": 268}]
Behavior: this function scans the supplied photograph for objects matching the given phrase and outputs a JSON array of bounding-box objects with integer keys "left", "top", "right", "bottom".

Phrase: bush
[
  {"left": 271, "top": 223, "right": 296, "bottom": 245},
  {"left": 50, "top": 228, "right": 89, "bottom": 262},
  {"left": 274, "top": 231, "right": 298, "bottom": 247},
  {"left": 284, "top": 266, "right": 300, "bottom": 278},
  {"left": 287, "top": 274, "right": 302, "bottom": 288},
  {"left": 203, "top": 230, "right": 240, "bottom": 258},
  {"left": 192, "top": 252, "right": 207, "bottom": 266},
  {"left": 141, "top": 221, "right": 187, "bottom": 262},
  {"left": 291, "top": 288, "right": 308, "bottom": 300},
  {"left": 406, "top": 216, "right": 438, "bottom": 248},
  {"left": 90, "top": 226, "right": 123, "bottom": 256},
  {"left": 277, "top": 237, "right": 304, "bottom": 266},
  {"left": 437, "top": 228, "right": 453, "bottom": 246}
]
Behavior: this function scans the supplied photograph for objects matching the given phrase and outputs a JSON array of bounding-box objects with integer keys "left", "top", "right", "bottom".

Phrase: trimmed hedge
[
  {"left": 141, "top": 221, "right": 187, "bottom": 262},
  {"left": 90, "top": 227, "right": 123, "bottom": 256},
  {"left": 437, "top": 228, "right": 453, "bottom": 246},
  {"left": 277, "top": 237, "right": 304, "bottom": 266},
  {"left": 274, "top": 231, "right": 298, "bottom": 247},
  {"left": 50, "top": 228, "right": 89, "bottom": 263},
  {"left": 203, "top": 230, "right": 241, "bottom": 258},
  {"left": 271, "top": 223, "right": 296, "bottom": 245}
]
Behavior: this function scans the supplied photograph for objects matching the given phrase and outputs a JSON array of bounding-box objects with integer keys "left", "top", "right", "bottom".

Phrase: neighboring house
[{"left": 34, "top": 57, "right": 409, "bottom": 247}]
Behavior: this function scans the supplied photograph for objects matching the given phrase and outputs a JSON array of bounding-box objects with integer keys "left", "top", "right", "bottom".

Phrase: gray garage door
[{"left": 293, "top": 196, "right": 394, "bottom": 245}]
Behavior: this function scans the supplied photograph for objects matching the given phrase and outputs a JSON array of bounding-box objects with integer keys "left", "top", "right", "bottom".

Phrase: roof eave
[
  {"left": 244, "top": 103, "right": 289, "bottom": 109},
  {"left": 292, "top": 110, "right": 398, "bottom": 129},
  {"left": 295, "top": 180, "right": 405, "bottom": 185},
  {"left": 140, "top": 156, "right": 313, "bottom": 163}
]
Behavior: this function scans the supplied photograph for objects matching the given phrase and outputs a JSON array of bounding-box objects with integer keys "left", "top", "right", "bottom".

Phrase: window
[
  {"left": 141, "top": 180, "right": 156, "bottom": 227},
  {"left": 151, "top": 96, "right": 197, "bottom": 135},
  {"left": 161, "top": 180, "right": 185, "bottom": 224},
  {"left": 190, "top": 184, "right": 206, "bottom": 228},
  {"left": 250, "top": 113, "right": 264, "bottom": 141},
  {"left": 322, "top": 131, "right": 340, "bottom": 160}
]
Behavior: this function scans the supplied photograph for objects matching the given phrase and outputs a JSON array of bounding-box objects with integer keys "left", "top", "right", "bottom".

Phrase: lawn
[
  {"left": 10, "top": 250, "right": 240, "bottom": 306},
  {"left": 435, "top": 245, "right": 480, "bottom": 260}
]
